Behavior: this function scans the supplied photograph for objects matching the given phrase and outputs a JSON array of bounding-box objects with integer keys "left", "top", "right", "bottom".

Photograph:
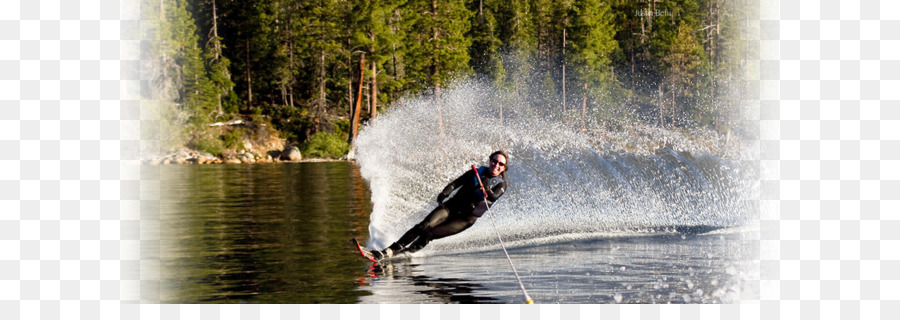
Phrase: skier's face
[{"left": 489, "top": 154, "right": 506, "bottom": 177}]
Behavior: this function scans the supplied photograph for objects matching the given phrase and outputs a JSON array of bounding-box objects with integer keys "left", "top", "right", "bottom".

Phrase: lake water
[{"left": 149, "top": 162, "right": 758, "bottom": 304}]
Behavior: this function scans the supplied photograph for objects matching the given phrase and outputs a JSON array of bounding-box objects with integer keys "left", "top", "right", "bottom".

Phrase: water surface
[
  {"left": 151, "top": 162, "right": 757, "bottom": 304},
  {"left": 155, "top": 162, "right": 372, "bottom": 303}
]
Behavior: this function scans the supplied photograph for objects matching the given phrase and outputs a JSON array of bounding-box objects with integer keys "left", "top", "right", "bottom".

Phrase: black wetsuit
[{"left": 386, "top": 166, "right": 507, "bottom": 255}]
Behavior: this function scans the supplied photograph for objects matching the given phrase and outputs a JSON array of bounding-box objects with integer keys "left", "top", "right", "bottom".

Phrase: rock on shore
[{"left": 280, "top": 145, "right": 302, "bottom": 161}]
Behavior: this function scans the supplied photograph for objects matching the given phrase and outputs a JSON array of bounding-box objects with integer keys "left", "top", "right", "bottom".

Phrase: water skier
[{"left": 371, "top": 150, "right": 509, "bottom": 260}]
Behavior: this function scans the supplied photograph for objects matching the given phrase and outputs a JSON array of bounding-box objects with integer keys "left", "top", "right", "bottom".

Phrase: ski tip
[{"left": 352, "top": 238, "right": 378, "bottom": 262}]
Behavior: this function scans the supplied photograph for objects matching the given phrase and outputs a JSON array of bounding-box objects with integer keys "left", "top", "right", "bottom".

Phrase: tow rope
[{"left": 472, "top": 165, "right": 534, "bottom": 304}]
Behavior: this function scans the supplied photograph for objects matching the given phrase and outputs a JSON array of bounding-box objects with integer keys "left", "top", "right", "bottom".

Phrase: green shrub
[
  {"left": 221, "top": 127, "right": 246, "bottom": 150},
  {"left": 301, "top": 131, "right": 349, "bottom": 159},
  {"left": 264, "top": 105, "right": 313, "bottom": 143},
  {"left": 188, "top": 134, "right": 225, "bottom": 156},
  {"left": 332, "top": 119, "right": 350, "bottom": 137}
]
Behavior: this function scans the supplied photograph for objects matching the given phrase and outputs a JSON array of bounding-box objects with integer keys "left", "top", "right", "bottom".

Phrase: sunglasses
[{"left": 490, "top": 158, "right": 506, "bottom": 167}]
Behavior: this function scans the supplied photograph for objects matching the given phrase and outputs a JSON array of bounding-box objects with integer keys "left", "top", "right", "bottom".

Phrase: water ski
[{"left": 352, "top": 238, "right": 378, "bottom": 262}]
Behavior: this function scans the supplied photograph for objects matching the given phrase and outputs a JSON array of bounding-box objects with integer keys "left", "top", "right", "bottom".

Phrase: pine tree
[
  {"left": 158, "top": 0, "right": 216, "bottom": 123},
  {"left": 379, "top": 0, "right": 412, "bottom": 106},
  {"left": 351, "top": 0, "right": 407, "bottom": 119},
  {"left": 405, "top": 0, "right": 472, "bottom": 135},
  {"left": 566, "top": 0, "right": 618, "bottom": 128},
  {"left": 492, "top": 0, "right": 535, "bottom": 116},
  {"left": 199, "top": 0, "right": 236, "bottom": 117},
  {"left": 405, "top": 0, "right": 472, "bottom": 89},
  {"left": 468, "top": 0, "right": 505, "bottom": 83},
  {"left": 658, "top": 23, "right": 705, "bottom": 127}
]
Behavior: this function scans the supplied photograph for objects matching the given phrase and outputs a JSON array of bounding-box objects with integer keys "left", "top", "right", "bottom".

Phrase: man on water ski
[{"left": 371, "top": 150, "right": 509, "bottom": 260}]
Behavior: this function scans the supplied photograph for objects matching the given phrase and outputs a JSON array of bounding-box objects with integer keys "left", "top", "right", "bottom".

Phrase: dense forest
[{"left": 145, "top": 0, "right": 750, "bottom": 159}]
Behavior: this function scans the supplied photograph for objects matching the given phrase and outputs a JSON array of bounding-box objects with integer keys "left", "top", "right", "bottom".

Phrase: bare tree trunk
[
  {"left": 246, "top": 38, "right": 252, "bottom": 113},
  {"left": 288, "top": 13, "right": 295, "bottom": 108},
  {"left": 350, "top": 54, "right": 365, "bottom": 145},
  {"left": 348, "top": 50, "right": 353, "bottom": 121},
  {"left": 371, "top": 59, "right": 377, "bottom": 119},
  {"left": 562, "top": 27, "right": 567, "bottom": 113},
  {"left": 658, "top": 82, "right": 664, "bottom": 127},
  {"left": 159, "top": 0, "right": 168, "bottom": 101},
  {"left": 436, "top": 86, "right": 444, "bottom": 136},
  {"left": 369, "top": 33, "right": 377, "bottom": 119},
  {"left": 671, "top": 81, "right": 676, "bottom": 128},
  {"left": 479, "top": 0, "right": 483, "bottom": 17},
  {"left": 639, "top": 11, "right": 645, "bottom": 44},
  {"left": 432, "top": 0, "right": 444, "bottom": 136},
  {"left": 318, "top": 49, "right": 326, "bottom": 117},
  {"left": 211, "top": 0, "right": 223, "bottom": 115},
  {"left": 582, "top": 82, "right": 587, "bottom": 131}
]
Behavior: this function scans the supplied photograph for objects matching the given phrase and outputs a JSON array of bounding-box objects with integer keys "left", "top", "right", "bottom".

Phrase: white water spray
[{"left": 355, "top": 79, "right": 756, "bottom": 252}]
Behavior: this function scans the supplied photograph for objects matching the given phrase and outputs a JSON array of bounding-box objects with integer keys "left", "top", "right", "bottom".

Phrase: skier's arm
[
  {"left": 438, "top": 171, "right": 470, "bottom": 204},
  {"left": 484, "top": 177, "right": 506, "bottom": 202}
]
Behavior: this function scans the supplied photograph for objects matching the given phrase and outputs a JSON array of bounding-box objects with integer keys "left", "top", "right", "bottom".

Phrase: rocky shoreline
[
  {"left": 144, "top": 145, "right": 347, "bottom": 165},
  {"left": 146, "top": 117, "right": 355, "bottom": 165}
]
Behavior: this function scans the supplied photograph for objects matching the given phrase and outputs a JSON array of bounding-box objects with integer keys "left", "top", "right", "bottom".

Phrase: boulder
[
  {"left": 238, "top": 152, "right": 256, "bottom": 164},
  {"left": 280, "top": 145, "right": 302, "bottom": 161}
]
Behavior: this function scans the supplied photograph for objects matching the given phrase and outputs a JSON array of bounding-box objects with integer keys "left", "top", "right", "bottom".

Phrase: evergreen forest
[{"left": 145, "top": 0, "right": 751, "bottom": 159}]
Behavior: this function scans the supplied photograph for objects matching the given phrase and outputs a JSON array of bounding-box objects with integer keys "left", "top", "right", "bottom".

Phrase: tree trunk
[
  {"left": 246, "top": 38, "right": 252, "bottom": 112},
  {"left": 348, "top": 40, "right": 354, "bottom": 122},
  {"left": 671, "top": 81, "right": 676, "bottom": 128},
  {"left": 211, "top": 0, "right": 223, "bottom": 115},
  {"left": 436, "top": 86, "right": 444, "bottom": 136},
  {"left": 658, "top": 82, "right": 664, "bottom": 127},
  {"left": 582, "top": 82, "right": 587, "bottom": 131},
  {"left": 318, "top": 49, "right": 326, "bottom": 116},
  {"left": 371, "top": 59, "right": 377, "bottom": 119},
  {"left": 159, "top": 0, "right": 168, "bottom": 101},
  {"left": 562, "top": 27, "right": 567, "bottom": 113},
  {"left": 288, "top": 13, "right": 295, "bottom": 108},
  {"left": 479, "top": 0, "right": 483, "bottom": 17},
  {"left": 350, "top": 54, "right": 365, "bottom": 145},
  {"left": 370, "top": 32, "right": 377, "bottom": 119},
  {"left": 432, "top": 0, "right": 444, "bottom": 136},
  {"left": 639, "top": 11, "right": 645, "bottom": 44}
]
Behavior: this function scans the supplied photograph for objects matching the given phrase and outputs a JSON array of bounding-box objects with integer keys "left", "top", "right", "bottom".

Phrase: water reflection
[
  {"left": 360, "top": 262, "right": 500, "bottom": 304},
  {"left": 156, "top": 162, "right": 374, "bottom": 304},
  {"left": 152, "top": 162, "right": 755, "bottom": 304},
  {"left": 355, "top": 229, "right": 757, "bottom": 304}
]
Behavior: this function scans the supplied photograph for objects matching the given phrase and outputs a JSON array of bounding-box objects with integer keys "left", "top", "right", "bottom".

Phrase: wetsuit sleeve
[
  {"left": 484, "top": 177, "right": 506, "bottom": 202},
  {"left": 439, "top": 171, "right": 470, "bottom": 198}
]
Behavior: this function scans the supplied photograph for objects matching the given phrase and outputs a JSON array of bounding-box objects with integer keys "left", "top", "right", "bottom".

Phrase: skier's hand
[{"left": 437, "top": 193, "right": 447, "bottom": 204}]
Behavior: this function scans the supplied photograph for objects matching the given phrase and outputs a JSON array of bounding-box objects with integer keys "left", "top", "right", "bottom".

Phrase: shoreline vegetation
[
  {"left": 145, "top": 115, "right": 353, "bottom": 165},
  {"left": 146, "top": 0, "right": 753, "bottom": 163},
  {"left": 145, "top": 113, "right": 747, "bottom": 166}
]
